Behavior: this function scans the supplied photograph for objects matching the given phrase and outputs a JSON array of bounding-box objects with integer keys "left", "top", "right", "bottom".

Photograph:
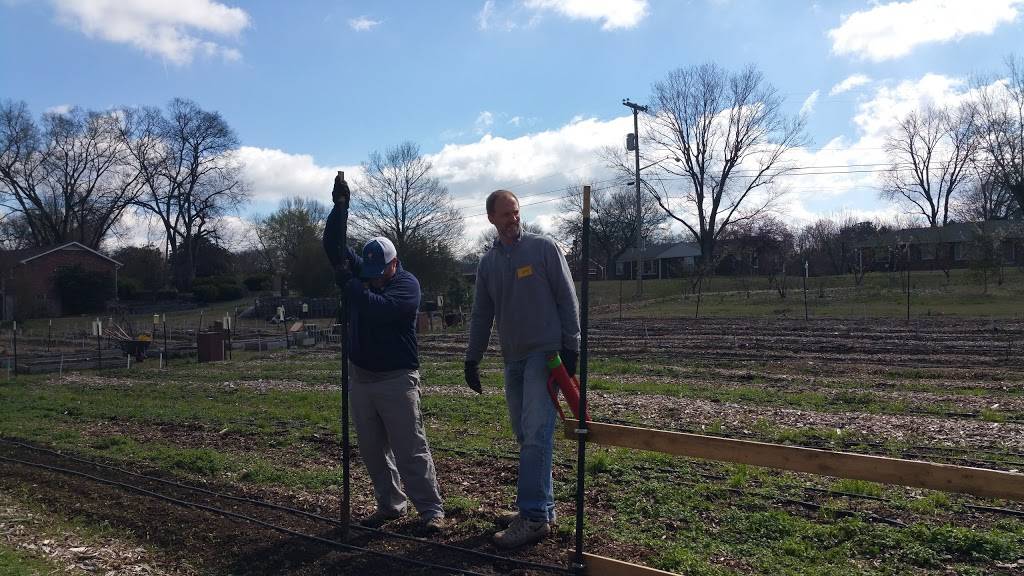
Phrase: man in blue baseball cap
[{"left": 343, "top": 236, "right": 445, "bottom": 533}]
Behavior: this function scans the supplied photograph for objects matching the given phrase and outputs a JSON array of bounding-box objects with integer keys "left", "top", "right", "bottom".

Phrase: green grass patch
[
  {"left": 0, "top": 544, "right": 59, "bottom": 576},
  {"left": 831, "top": 479, "right": 886, "bottom": 498}
]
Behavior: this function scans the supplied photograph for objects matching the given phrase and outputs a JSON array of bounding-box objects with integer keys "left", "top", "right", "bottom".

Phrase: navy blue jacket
[{"left": 345, "top": 259, "right": 420, "bottom": 372}]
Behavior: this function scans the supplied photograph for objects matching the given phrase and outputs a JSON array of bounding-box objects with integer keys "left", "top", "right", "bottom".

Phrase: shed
[{"left": 0, "top": 242, "right": 121, "bottom": 320}]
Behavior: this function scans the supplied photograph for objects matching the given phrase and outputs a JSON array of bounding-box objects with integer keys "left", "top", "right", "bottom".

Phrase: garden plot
[{"left": 2, "top": 317, "right": 1023, "bottom": 574}]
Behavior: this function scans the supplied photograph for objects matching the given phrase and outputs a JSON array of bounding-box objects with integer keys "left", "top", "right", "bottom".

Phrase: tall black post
[
  {"left": 163, "top": 316, "right": 168, "bottom": 367},
  {"left": 11, "top": 321, "right": 17, "bottom": 378},
  {"left": 572, "top": 185, "right": 593, "bottom": 574},
  {"left": 803, "top": 260, "right": 809, "bottom": 322},
  {"left": 325, "top": 170, "right": 352, "bottom": 535},
  {"left": 905, "top": 244, "right": 911, "bottom": 323}
]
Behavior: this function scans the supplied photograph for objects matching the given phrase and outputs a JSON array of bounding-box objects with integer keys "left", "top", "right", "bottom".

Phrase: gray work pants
[{"left": 349, "top": 363, "right": 444, "bottom": 519}]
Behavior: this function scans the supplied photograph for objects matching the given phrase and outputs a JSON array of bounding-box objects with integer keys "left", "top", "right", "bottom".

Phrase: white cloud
[
  {"left": 50, "top": 0, "right": 250, "bottom": 65},
  {"left": 45, "top": 104, "right": 73, "bottom": 115},
  {"left": 800, "top": 90, "right": 820, "bottom": 116},
  {"left": 828, "top": 0, "right": 1023, "bottom": 62},
  {"left": 508, "top": 116, "right": 522, "bottom": 127},
  {"left": 474, "top": 111, "right": 495, "bottom": 134},
  {"left": 230, "top": 75, "right": 991, "bottom": 252},
  {"left": 225, "top": 115, "right": 628, "bottom": 252},
  {"left": 236, "top": 146, "right": 360, "bottom": 211},
  {"left": 523, "top": 0, "right": 648, "bottom": 30},
  {"left": 348, "top": 15, "right": 381, "bottom": 31},
  {"left": 829, "top": 74, "right": 872, "bottom": 96},
  {"left": 852, "top": 73, "right": 969, "bottom": 137},
  {"left": 771, "top": 73, "right": 988, "bottom": 226},
  {"left": 477, "top": 0, "right": 495, "bottom": 30},
  {"left": 428, "top": 115, "right": 631, "bottom": 244}
]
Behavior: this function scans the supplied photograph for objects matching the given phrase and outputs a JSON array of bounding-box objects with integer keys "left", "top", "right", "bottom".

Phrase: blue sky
[{"left": 2, "top": 0, "right": 1022, "bottom": 247}]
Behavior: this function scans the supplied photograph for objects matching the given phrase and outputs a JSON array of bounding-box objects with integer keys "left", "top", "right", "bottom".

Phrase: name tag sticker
[{"left": 516, "top": 265, "right": 533, "bottom": 279}]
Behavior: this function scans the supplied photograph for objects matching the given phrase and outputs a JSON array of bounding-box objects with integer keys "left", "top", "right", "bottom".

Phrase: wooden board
[
  {"left": 565, "top": 420, "right": 1024, "bottom": 501},
  {"left": 583, "top": 552, "right": 679, "bottom": 576}
]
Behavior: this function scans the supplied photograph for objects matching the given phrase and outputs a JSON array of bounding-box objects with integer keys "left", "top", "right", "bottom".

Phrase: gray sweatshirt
[{"left": 466, "top": 232, "right": 580, "bottom": 362}]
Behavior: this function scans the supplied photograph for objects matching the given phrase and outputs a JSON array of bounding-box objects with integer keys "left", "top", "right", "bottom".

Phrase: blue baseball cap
[{"left": 360, "top": 237, "right": 398, "bottom": 278}]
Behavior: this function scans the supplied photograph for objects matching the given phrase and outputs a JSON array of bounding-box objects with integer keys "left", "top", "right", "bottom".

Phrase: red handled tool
[{"left": 546, "top": 352, "right": 589, "bottom": 422}]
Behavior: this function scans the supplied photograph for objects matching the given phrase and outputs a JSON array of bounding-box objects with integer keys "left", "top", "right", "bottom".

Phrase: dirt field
[{"left": 2, "top": 316, "right": 1024, "bottom": 575}]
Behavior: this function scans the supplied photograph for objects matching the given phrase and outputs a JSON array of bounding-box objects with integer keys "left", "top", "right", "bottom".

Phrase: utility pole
[{"left": 623, "top": 99, "right": 648, "bottom": 297}]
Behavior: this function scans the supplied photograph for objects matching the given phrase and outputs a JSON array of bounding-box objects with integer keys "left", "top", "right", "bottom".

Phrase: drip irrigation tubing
[
  {"left": 0, "top": 438, "right": 570, "bottom": 575},
  {"left": 5, "top": 432, "right": 1022, "bottom": 558},
  {"left": 0, "top": 454, "right": 492, "bottom": 576}
]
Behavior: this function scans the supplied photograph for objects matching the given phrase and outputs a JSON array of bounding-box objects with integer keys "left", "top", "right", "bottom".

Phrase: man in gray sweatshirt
[{"left": 464, "top": 189, "right": 580, "bottom": 548}]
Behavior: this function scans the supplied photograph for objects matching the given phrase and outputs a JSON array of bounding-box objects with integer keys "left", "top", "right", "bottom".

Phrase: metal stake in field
[
  {"left": 92, "top": 318, "right": 102, "bottom": 371},
  {"left": 905, "top": 243, "right": 911, "bottom": 323},
  {"left": 803, "top": 260, "right": 809, "bottom": 322},
  {"left": 572, "top": 184, "right": 593, "bottom": 574},
  {"left": 11, "top": 321, "right": 17, "bottom": 378},
  {"left": 162, "top": 314, "right": 168, "bottom": 368},
  {"left": 324, "top": 170, "right": 352, "bottom": 535}
]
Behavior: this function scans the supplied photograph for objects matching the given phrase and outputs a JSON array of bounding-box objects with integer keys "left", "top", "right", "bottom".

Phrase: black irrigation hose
[
  {"left": 0, "top": 439, "right": 569, "bottom": 575},
  {"left": 645, "top": 466, "right": 908, "bottom": 528},
  {"left": 0, "top": 454, "right": 488, "bottom": 576}
]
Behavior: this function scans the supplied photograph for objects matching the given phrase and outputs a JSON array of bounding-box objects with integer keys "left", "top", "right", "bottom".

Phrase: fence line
[{"left": 564, "top": 420, "right": 1024, "bottom": 501}]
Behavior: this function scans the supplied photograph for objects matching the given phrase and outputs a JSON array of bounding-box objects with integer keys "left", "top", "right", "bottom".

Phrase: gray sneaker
[
  {"left": 358, "top": 509, "right": 403, "bottom": 528},
  {"left": 497, "top": 510, "right": 555, "bottom": 529},
  {"left": 493, "top": 516, "right": 550, "bottom": 548},
  {"left": 421, "top": 515, "right": 446, "bottom": 534},
  {"left": 495, "top": 510, "right": 519, "bottom": 528}
]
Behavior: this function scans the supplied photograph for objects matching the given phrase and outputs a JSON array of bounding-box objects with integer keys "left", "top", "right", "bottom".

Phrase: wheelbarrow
[{"left": 118, "top": 337, "right": 152, "bottom": 362}]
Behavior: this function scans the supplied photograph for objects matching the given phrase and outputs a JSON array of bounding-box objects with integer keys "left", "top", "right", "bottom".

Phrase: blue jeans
[{"left": 504, "top": 350, "right": 557, "bottom": 523}]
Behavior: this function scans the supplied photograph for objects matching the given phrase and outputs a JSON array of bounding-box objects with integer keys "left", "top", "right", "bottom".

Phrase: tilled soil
[{"left": 5, "top": 316, "right": 1024, "bottom": 574}]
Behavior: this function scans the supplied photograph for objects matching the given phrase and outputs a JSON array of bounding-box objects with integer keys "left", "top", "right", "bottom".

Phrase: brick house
[
  {"left": 0, "top": 242, "right": 121, "bottom": 320},
  {"left": 851, "top": 221, "right": 1024, "bottom": 273},
  {"left": 616, "top": 242, "right": 702, "bottom": 279}
]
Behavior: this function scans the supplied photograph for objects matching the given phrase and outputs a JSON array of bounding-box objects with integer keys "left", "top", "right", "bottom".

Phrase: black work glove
[
  {"left": 464, "top": 360, "right": 482, "bottom": 394},
  {"left": 560, "top": 348, "right": 578, "bottom": 377},
  {"left": 333, "top": 263, "right": 352, "bottom": 289}
]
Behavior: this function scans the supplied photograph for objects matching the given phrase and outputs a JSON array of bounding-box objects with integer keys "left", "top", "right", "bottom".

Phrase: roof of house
[
  {"left": 618, "top": 241, "right": 702, "bottom": 263},
  {"left": 0, "top": 241, "right": 122, "bottom": 271},
  {"left": 852, "top": 221, "right": 1024, "bottom": 248}
]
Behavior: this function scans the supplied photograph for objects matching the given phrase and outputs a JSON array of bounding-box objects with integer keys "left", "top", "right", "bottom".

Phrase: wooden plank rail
[
  {"left": 583, "top": 553, "right": 679, "bottom": 575},
  {"left": 565, "top": 420, "right": 1024, "bottom": 501}
]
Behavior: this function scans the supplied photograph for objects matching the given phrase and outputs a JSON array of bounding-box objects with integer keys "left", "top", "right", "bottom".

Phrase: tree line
[
  {"left": 565, "top": 57, "right": 1023, "bottom": 283},
  {"left": 2, "top": 55, "right": 1021, "bottom": 306}
]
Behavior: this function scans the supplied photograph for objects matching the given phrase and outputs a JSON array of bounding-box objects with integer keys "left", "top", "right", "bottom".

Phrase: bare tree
[
  {"left": 254, "top": 197, "right": 333, "bottom": 296},
  {"left": 351, "top": 141, "right": 463, "bottom": 252},
  {"left": 640, "top": 63, "right": 806, "bottom": 276},
  {"left": 0, "top": 212, "right": 33, "bottom": 250},
  {"left": 0, "top": 100, "right": 141, "bottom": 249},
  {"left": 974, "top": 55, "right": 1024, "bottom": 214},
  {"left": 117, "top": 98, "right": 247, "bottom": 290},
  {"left": 881, "top": 103, "right": 978, "bottom": 227},
  {"left": 954, "top": 171, "right": 1021, "bottom": 221},
  {"left": 797, "top": 214, "right": 875, "bottom": 276},
  {"left": 350, "top": 141, "right": 464, "bottom": 293},
  {"left": 559, "top": 181, "right": 667, "bottom": 276}
]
